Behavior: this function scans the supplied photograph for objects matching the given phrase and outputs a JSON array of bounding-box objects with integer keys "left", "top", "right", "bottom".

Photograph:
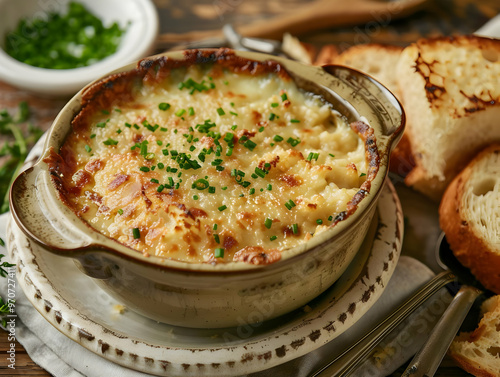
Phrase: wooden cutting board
[{"left": 156, "top": 0, "right": 429, "bottom": 45}]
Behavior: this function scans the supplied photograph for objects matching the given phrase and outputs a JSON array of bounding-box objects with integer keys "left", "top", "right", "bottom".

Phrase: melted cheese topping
[{"left": 60, "top": 64, "right": 368, "bottom": 264}]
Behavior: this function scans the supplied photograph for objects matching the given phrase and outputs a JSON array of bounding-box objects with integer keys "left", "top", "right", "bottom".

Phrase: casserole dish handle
[
  {"left": 321, "top": 64, "right": 405, "bottom": 150},
  {"left": 10, "top": 163, "right": 96, "bottom": 252}
]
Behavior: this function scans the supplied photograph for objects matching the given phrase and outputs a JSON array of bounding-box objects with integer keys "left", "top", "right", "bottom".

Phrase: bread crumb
[
  {"left": 113, "top": 304, "right": 127, "bottom": 314},
  {"left": 372, "top": 345, "right": 396, "bottom": 368}
]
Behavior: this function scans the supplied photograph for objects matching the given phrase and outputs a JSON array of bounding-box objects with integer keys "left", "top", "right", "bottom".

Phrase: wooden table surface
[{"left": 1, "top": 0, "right": 499, "bottom": 376}]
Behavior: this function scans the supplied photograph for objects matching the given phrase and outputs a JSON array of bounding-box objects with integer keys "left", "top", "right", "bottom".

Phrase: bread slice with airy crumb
[
  {"left": 323, "top": 43, "right": 403, "bottom": 99},
  {"left": 397, "top": 35, "right": 500, "bottom": 201},
  {"left": 439, "top": 143, "right": 500, "bottom": 294},
  {"left": 448, "top": 295, "right": 500, "bottom": 377}
]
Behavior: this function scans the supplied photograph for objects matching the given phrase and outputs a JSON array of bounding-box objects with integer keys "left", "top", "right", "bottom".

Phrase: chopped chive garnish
[
  {"left": 271, "top": 102, "right": 279, "bottom": 108},
  {"left": 150, "top": 178, "right": 159, "bottom": 184},
  {"left": 316, "top": 219, "right": 323, "bottom": 225},
  {"left": 224, "top": 132, "right": 234, "bottom": 143},
  {"left": 269, "top": 113, "right": 276, "bottom": 121},
  {"left": 230, "top": 111, "right": 238, "bottom": 116},
  {"left": 292, "top": 223, "right": 298, "bottom": 234},
  {"left": 290, "top": 119, "right": 300, "bottom": 123},
  {"left": 360, "top": 173, "right": 366, "bottom": 177},
  {"left": 213, "top": 224, "right": 218, "bottom": 231},
  {"left": 328, "top": 215, "right": 333, "bottom": 221},
  {"left": 285, "top": 200, "right": 296, "bottom": 210},
  {"left": 270, "top": 235, "right": 277, "bottom": 241},
  {"left": 281, "top": 93, "right": 288, "bottom": 101},
  {"left": 214, "top": 248, "right": 224, "bottom": 258},
  {"left": 132, "top": 228, "right": 141, "bottom": 239},
  {"left": 188, "top": 107, "right": 195, "bottom": 116},
  {"left": 175, "top": 109, "right": 186, "bottom": 117},
  {"left": 216, "top": 165, "right": 225, "bottom": 171},
  {"left": 214, "top": 234, "right": 220, "bottom": 243},
  {"left": 114, "top": 108, "right": 122, "bottom": 113},
  {"left": 125, "top": 123, "right": 132, "bottom": 128},
  {"left": 287, "top": 137, "right": 300, "bottom": 147},
  {"left": 243, "top": 139, "right": 257, "bottom": 151},
  {"left": 249, "top": 188, "right": 255, "bottom": 195},
  {"left": 117, "top": 129, "right": 122, "bottom": 134},
  {"left": 84, "top": 145, "right": 92, "bottom": 153},
  {"left": 145, "top": 153, "right": 155, "bottom": 160},
  {"left": 117, "top": 209, "right": 124, "bottom": 215},
  {"left": 162, "top": 149, "right": 169, "bottom": 156},
  {"left": 159, "top": 102, "right": 171, "bottom": 111},
  {"left": 193, "top": 195, "right": 199, "bottom": 200},
  {"left": 103, "top": 138, "right": 118, "bottom": 146},
  {"left": 264, "top": 218, "right": 273, "bottom": 229},
  {"left": 189, "top": 145, "right": 196, "bottom": 152},
  {"left": 133, "top": 124, "right": 140, "bottom": 130},
  {"left": 259, "top": 126, "right": 265, "bottom": 132},
  {"left": 329, "top": 153, "right": 335, "bottom": 158},
  {"left": 90, "top": 134, "right": 96, "bottom": 139},
  {"left": 157, "top": 163, "right": 164, "bottom": 169},
  {"left": 157, "top": 185, "right": 164, "bottom": 192},
  {"left": 140, "top": 166, "right": 150, "bottom": 172},
  {"left": 266, "top": 184, "right": 272, "bottom": 191},
  {"left": 217, "top": 107, "right": 225, "bottom": 116},
  {"left": 230, "top": 102, "right": 235, "bottom": 107},
  {"left": 208, "top": 186, "right": 216, "bottom": 194},
  {"left": 307, "top": 152, "right": 314, "bottom": 161},
  {"left": 157, "top": 140, "right": 163, "bottom": 146},
  {"left": 221, "top": 186, "right": 227, "bottom": 190},
  {"left": 96, "top": 122, "right": 106, "bottom": 128},
  {"left": 273, "top": 135, "right": 283, "bottom": 142},
  {"left": 218, "top": 205, "right": 227, "bottom": 212},
  {"left": 231, "top": 125, "right": 237, "bottom": 130},
  {"left": 226, "top": 147, "right": 233, "bottom": 157},
  {"left": 255, "top": 167, "right": 266, "bottom": 178}
]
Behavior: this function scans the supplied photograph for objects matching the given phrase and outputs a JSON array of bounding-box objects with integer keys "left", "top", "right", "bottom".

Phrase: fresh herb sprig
[
  {"left": 0, "top": 102, "right": 43, "bottom": 213},
  {"left": 0, "top": 295, "right": 13, "bottom": 328}
]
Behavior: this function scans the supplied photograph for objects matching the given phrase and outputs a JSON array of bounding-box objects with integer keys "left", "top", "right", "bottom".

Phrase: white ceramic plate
[{"left": 8, "top": 181, "right": 402, "bottom": 377}]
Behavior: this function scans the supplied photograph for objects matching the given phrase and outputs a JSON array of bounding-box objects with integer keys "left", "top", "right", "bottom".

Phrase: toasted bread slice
[
  {"left": 439, "top": 143, "right": 500, "bottom": 294},
  {"left": 397, "top": 35, "right": 500, "bottom": 201},
  {"left": 448, "top": 295, "right": 500, "bottom": 377}
]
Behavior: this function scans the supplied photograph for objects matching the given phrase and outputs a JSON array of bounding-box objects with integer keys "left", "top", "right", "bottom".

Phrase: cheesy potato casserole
[{"left": 45, "top": 50, "right": 378, "bottom": 264}]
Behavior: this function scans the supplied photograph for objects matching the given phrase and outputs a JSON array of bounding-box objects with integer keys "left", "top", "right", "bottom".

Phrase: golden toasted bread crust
[
  {"left": 439, "top": 143, "right": 500, "bottom": 294},
  {"left": 399, "top": 35, "right": 500, "bottom": 201},
  {"left": 411, "top": 35, "right": 500, "bottom": 117},
  {"left": 450, "top": 353, "right": 499, "bottom": 377},
  {"left": 448, "top": 295, "right": 500, "bottom": 377}
]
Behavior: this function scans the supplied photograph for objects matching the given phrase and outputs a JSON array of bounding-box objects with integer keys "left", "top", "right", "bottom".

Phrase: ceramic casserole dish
[{"left": 10, "top": 48, "right": 404, "bottom": 328}]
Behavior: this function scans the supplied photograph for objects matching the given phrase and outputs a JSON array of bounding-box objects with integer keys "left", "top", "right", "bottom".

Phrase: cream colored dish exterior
[{"left": 10, "top": 49, "right": 404, "bottom": 328}]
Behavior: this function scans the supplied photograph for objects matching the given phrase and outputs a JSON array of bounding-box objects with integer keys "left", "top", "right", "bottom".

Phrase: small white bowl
[{"left": 0, "top": 0, "right": 159, "bottom": 96}]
